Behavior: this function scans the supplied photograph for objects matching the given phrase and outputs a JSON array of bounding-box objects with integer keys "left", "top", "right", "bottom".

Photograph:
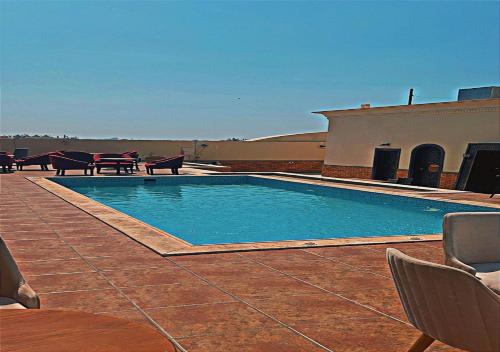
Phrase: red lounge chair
[
  {"left": 49, "top": 155, "right": 94, "bottom": 176},
  {"left": 145, "top": 155, "right": 184, "bottom": 175},
  {"left": 58, "top": 151, "right": 95, "bottom": 164},
  {"left": 0, "top": 154, "right": 14, "bottom": 173},
  {"left": 94, "top": 153, "right": 134, "bottom": 174},
  {"left": 16, "top": 152, "right": 59, "bottom": 171}
]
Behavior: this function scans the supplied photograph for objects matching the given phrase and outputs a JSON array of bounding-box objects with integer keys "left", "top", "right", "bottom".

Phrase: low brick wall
[
  {"left": 436, "top": 172, "right": 458, "bottom": 189},
  {"left": 219, "top": 160, "right": 323, "bottom": 173},
  {"left": 321, "top": 164, "right": 458, "bottom": 189}
]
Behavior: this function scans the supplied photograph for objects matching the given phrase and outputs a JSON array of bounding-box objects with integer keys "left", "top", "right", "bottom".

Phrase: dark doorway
[
  {"left": 455, "top": 143, "right": 500, "bottom": 192},
  {"left": 462, "top": 150, "right": 500, "bottom": 194},
  {"left": 408, "top": 144, "right": 445, "bottom": 188},
  {"left": 372, "top": 148, "right": 401, "bottom": 181}
]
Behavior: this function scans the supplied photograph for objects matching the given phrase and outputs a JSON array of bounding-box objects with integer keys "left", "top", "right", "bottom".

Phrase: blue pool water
[{"left": 53, "top": 176, "right": 496, "bottom": 245}]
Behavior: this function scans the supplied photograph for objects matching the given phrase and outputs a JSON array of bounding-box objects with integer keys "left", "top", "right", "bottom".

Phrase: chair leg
[
  {"left": 61, "top": 170, "right": 66, "bottom": 176},
  {"left": 408, "top": 333, "right": 435, "bottom": 352}
]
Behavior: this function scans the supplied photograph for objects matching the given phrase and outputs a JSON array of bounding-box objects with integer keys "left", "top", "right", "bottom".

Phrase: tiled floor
[{"left": 0, "top": 166, "right": 485, "bottom": 351}]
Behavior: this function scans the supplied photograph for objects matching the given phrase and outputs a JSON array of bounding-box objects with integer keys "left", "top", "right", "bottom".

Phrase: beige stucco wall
[
  {"left": 196, "top": 141, "right": 325, "bottom": 160},
  {"left": 322, "top": 101, "right": 500, "bottom": 172},
  {"left": 0, "top": 138, "right": 325, "bottom": 161}
]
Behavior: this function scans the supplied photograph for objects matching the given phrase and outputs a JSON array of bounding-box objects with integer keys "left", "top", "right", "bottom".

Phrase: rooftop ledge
[{"left": 313, "top": 98, "right": 500, "bottom": 117}]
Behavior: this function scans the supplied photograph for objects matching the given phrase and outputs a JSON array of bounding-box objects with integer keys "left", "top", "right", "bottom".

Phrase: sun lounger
[
  {"left": 0, "top": 154, "right": 15, "bottom": 173},
  {"left": 145, "top": 155, "right": 184, "bottom": 175},
  {"left": 58, "top": 151, "right": 95, "bottom": 164},
  {"left": 49, "top": 154, "right": 94, "bottom": 175},
  {"left": 13, "top": 148, "right": 29, "bottom": 160},
  {"left": 16, "top": 152, "right": 57, "bottom": 170}
]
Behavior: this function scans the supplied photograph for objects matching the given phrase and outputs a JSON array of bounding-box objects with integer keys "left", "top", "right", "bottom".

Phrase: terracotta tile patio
[{"left": 0, "top": 166, "right": 486, "bottom": 351}]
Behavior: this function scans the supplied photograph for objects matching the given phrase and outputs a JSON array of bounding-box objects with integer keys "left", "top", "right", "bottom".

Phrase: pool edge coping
[
  {"left": 28, "top": 176, "right": 191, "bottom": 256},
  {"left": 27, "top": 175, "right": 499, "bottom": 256}
]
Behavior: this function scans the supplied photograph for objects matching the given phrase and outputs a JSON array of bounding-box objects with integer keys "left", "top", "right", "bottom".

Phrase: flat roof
[
  {"left": 313, "top": 98, "right": 500, "bottom": 117},
  {"left": 247, "top": 131, "right": 327, "bottom": 142}
]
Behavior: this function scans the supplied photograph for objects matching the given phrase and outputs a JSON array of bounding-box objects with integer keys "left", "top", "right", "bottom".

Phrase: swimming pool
[{"left": 52, "top": 176, "right": 496, "bottom": 245}]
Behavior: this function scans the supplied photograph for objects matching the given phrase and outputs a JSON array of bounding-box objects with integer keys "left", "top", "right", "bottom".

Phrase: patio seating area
[
  {"left": 0, "top": 149, "right": 184, "bottom": 176},
  {"left": 2, "top": 2, "right": 498, "bottom": 350},
  {"left": 3, "top": 167, "right": 496, "bottom": 351}
]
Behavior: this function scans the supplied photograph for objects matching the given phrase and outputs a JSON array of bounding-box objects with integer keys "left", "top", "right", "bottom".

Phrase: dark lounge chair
[
  {"left": 16, "top": 152, "right": 58, "bottom": 171},
  {"left": 49, "top": 155, "right": 94, "bottom": 176},
  {"left": 145, "top": 155, "right": 184, "bottom": 175},
  {"left": 58, "top": 151, "right": 95, "bottom": 164},
  {"left": 94, "top": 153, "right": 134, "bottom": 174},
  {"left": 13, "top": 148, "right": 29, "bottom": 160},
  {"left": 0, "top": 154, "right": 15, "bottom": 173}
]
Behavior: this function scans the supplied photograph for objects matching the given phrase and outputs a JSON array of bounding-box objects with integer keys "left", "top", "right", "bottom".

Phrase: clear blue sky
[{"left": 1, "top": 1, "right": 499, "bottom": 140}]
